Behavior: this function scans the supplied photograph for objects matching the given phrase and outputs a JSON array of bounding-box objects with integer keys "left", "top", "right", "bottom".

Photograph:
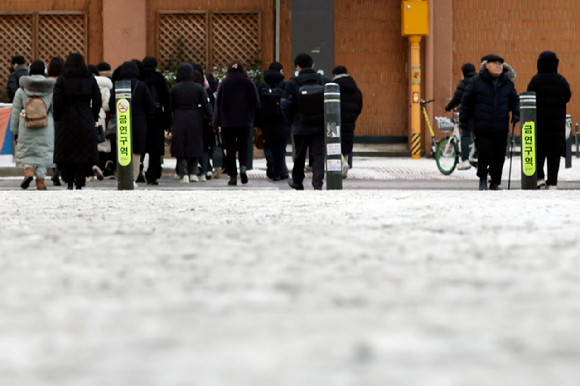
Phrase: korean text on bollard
[
  {"left": 115, "top": 80, "right": 133, "bottom": 190},
  {"left": 324, "top": 83, "right": 342, "bottom": 190},
  {"left": 520, "top": 91, "right": 537, "bottom": 190}
]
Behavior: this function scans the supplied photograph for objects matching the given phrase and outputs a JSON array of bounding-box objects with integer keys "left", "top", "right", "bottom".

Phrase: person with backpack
[
  {"left": 331, "top": 66, "right": 363, "bottom": 179},
  {"left": 256, "top": 62, "right": 290, "bottom": 181},
  {"left": 212, "top": 60, "right": 259, "bottom": 186},
  {"left": 142, "top": 56, "right": 171, "bottom": 185},
  {"left": 10, "top": 60, "right": 55, "bottom": 190},
  {"left": 53, "top": 53, "right": 102, "bottom": 190},
  {"left": 527, "top": 51, "right": 572, "bottom": 190},
  {"left": 281, "top": 53, "right": 330, "bottom": 190}
]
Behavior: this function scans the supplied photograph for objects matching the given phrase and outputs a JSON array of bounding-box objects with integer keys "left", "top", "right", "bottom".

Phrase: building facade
[{"left": 0, "top": 0, "right": 578, "bottom": 154}]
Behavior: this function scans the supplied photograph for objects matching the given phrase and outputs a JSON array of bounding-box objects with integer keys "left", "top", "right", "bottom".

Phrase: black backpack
[
  {"left": 297, "top": 75, "right": 325, "bottom": 125},
  {"left": 260, "top": 84, "right": 284, "bottom": 121}
]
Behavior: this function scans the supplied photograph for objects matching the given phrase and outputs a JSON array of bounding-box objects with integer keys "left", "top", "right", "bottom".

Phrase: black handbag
[{"left": 96, "top": 124, "right": 106, "bottom": 143}]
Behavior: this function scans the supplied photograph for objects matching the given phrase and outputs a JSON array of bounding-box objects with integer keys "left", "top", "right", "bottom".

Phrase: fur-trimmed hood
[
  {"left": 95, "top": 75, "right": 113, "bottom": 90},
  {"left": 19, "top": 75, "right": 56, "bottom": 96},
  {"left": 480, "top": 60, "right": 517, "bottom": 82}
]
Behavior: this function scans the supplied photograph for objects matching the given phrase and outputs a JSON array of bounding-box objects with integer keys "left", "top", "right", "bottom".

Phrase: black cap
[{"left": 486, "top": 54, "right": 504, "bottom": 64}]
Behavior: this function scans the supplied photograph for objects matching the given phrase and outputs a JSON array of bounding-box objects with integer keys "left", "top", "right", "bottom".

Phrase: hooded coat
[
  {"left": 445, "top": 65, "right": 476, "bottom": 111},
  {"left": 459, "top": 67, "right": 520, "bottom": 134},
  {"left": 143, "top": 67, "right": 171, "bottom": 155},
  {"left": 10, "top": 75, "right": 56, "bottom": 168},
  {"left": 109, "top": 61, "right": 154, "bottom": 154},
  {"left": 7, "top": 64, "right": 28, "bottom": 102},
  {"left": 170, "top": 63, "right": 213, "bottom": 158},
  {"left": 212, "top": 69, "right": 259, "bottom": 129},
  {"left": 256, "top": 69, "right": 290, "bottom": 141},
  {"left": 527, "top": 51, "right": 572, "bottom": 157},
  {"left": 53, "top": 70, "right": 102, "bottom": 165}
]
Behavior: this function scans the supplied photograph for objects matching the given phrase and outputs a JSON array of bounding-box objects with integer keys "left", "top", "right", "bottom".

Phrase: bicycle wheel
[{"left": 436, "top": 138, "right": 459, "bottom": 175}]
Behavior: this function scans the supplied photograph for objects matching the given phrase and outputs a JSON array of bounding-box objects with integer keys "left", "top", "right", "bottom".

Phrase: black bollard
[
  {"left": 520, "top": 91, "right": 537, "bottom": 190},
  {"left": 324, "top": 83, "right": 342, "bottom": 190},
  {"left": 115, "top": 80, "right": 134, "bottom": 190}
]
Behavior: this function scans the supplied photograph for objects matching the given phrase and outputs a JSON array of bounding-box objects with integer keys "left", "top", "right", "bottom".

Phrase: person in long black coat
[
  {"left": 332, "top": 66, "right": 363, "bottom": 179},
  {"left": 527, "top": 51, "right": 572, "bottom": 189},
  {"left": 109, "top": 61, "right": 154, "bottom": 182},
  {"left": 142, "top": 56, "right": 171, "bottom": 185},
  {"left": 53, "top": 53, "right": 102, "bottom": 190},
  {"left": 212, "top": 60, "right": 259, "bottom": 186},
  {"left": 170, "top": 63, "right": 213, "bottom": 183}
]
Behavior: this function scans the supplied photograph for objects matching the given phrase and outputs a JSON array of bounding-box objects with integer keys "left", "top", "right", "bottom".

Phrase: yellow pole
[{"left": 409, "top": 35, "right": 422, "bottom": 159}]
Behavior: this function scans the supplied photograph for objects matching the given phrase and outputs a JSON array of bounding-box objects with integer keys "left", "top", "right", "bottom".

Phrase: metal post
[
  {"left": 520, "top": 91, "right": 537, "bottom": 190},
  {"left": 324, "top": 83, "right": 342, "bottom": 190},
  {"left": 115, "top": 80, "right": 134, "bottom": 190}
]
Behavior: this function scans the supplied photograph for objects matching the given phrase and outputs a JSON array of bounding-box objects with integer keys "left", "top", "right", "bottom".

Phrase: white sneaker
[
  {"left": 341, "top": 155, "right": 349, "bottom": 178},
  {"left": 457, "top": 160, "right": 471, "bottom": 170},
  {"left": 180, "top": 175, "right": 189, "bottom": 183},
  {"left": 190, "top": 174, "right": 199, "bottom": 182},
  {"left": 537, "top": 179, "right": 546, "bottom": 189},
  {"left": 546, "top": 185, "right": 557, "bottom": 190},
  {"left": 199, "top": 175, "right": 207, "bottom": 182}
]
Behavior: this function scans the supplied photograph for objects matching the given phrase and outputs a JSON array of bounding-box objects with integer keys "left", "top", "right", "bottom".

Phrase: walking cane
[{"left": 507, "top": 122, "right": 516, "bottom": 190}]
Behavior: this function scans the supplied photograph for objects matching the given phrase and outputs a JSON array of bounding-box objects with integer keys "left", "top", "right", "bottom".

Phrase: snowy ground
[{"left": 1, "top": 189, "right": 580, "bottom": 385}]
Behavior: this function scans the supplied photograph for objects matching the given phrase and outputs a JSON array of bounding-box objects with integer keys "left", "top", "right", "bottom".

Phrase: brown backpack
[{"left": 24, "top": 96, "right": 48, "bottom": 128}]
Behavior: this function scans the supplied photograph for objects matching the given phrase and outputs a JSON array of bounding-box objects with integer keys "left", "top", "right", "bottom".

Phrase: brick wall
[
  {"left": 147, "top": 0, "right": 292, "bottom": 75},
  {"left": 453, "top": 0, "right": 579, "bottom": 126},
  {"left": 335, "top": 0, "right": 408, "bottom": 137}
]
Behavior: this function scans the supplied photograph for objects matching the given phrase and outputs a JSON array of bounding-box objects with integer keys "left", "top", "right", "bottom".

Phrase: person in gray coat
[
  {"left": 10, "top": 60, "right": 56, "bottom": 190},
  {"left": 170, "top": 63, "right": 213, "bottom": 183}
]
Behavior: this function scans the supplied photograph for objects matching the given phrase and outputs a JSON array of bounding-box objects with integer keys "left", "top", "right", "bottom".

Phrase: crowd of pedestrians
[{"left": 7, "top": 51, "right": 364, "bottom": 191}]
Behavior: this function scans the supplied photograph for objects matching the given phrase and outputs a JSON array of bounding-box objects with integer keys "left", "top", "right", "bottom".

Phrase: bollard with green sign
[
  {"left": 520, "top": 92, "right": 537, "bottom": 190},
  {"left": 115, "top": 80, "right": 134, "bottom": 190},
  {"left": 324, "top": 83, "right": 342, "bottom": 190}
]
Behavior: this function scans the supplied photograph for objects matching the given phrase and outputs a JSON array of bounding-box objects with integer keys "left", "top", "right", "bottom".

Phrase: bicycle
[{"left": 421, "top": 99, "right": 477, "bottom": 175}]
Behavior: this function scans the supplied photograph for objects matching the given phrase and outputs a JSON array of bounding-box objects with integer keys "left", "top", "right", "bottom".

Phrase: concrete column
[
  {"left": 103, "top": 0, "right": 147, "bottom": 69},
  {"left": 424, "top": 0, "right": 453, "bottom": 155}
]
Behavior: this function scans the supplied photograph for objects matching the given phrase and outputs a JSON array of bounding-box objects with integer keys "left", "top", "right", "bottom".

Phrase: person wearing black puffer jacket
[
  {"left": 446, "top": 63, "right": 476, "bottom": 170},
  {"left": 332, "top": 66, "right": 363, "bottom": 179},
  {"left": 256, "top": 62, "right": 290, "bottom": 181},
  {"left": 527, "top": 51, "right": 572, "bottom": 190},
  {"left": 460, "top": 54, "right": 520, "bottom": 191}
]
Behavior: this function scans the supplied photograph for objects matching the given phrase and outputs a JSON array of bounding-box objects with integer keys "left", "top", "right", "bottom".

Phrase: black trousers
[
  {"left": 59, "top": 163, "right": 91, "bottom": 188},
  {"left": 264, "top": 137, "right": 288, "bottom": 179},
  {"left": 537, "top": 154, "right": 561, "bottom": 186},
  {"left": 293, "top": 133, "right": 325, "bottom": 189},
  {"left": 475, "top": 132, "right": 508, "bottom": 185},
  {"left": 222, "top": 126, "right": 250, "bottom": 177},
  {"left": 146, "top": 154, "right": 163, "bottom": 182}
]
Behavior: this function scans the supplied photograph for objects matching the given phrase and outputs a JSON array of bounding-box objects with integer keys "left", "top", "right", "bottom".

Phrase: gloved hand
[
  {"left": 444, "top": 106, "right": 451, "bottom": 112},
  {"left": 13, "top": 135, "right": 18, "bottom": 143},
  {"left": 511, "top": 116, "right": 520, "bottom": 124}
]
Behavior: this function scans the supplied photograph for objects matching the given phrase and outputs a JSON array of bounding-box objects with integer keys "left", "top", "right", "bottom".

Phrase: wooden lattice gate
[
  {"left": 156, "top": 11, "right": 261, "bottom": 72},
  {"left": 0, "top": 12, "right": 87, "bottom": 88}
]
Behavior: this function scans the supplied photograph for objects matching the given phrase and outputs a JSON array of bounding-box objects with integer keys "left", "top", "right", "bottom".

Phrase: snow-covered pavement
[{"left": 1, "top": 190, "right": 580, "bottom": 385}]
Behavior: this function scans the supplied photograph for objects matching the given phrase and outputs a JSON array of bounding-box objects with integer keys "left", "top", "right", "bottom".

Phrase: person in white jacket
[{"left": 88, "top": 65, "right": 113, "bottom": 180}]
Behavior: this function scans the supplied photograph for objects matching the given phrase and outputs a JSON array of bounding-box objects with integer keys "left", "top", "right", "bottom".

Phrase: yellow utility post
[{"left": 402, "top": 0, "right": 429, "bottom": 159}]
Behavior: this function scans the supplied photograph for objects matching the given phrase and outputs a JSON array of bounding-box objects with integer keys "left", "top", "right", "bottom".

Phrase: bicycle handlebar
[{"left": 421, "top": 99, "right": 435, "bottom": 105}]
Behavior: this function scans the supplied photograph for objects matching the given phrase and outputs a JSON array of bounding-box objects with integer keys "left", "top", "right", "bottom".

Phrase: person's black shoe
[
  {"left": 489, "top": 183, "right": 500, "bottom": 191},
  {"left": 147, "top": 181, "right": 159, "bottom": 186},
  {"left": 240, "top": 166, "right": 248, "bottom": 184},
  {"left": 288, "top": 178, "right": 304, "bottom": 190},
  {"left": 136, "top": 173, "right": 146, "bottom": 183},
  {"left": 52, "top": 178, "right": 61, "bottom": 186},
  {"left": 280, "top": 174, "right": 289, "bottom": 180},
  {"left": 272, "top": 176, "right": 281, "bottom": 182},
  {"left": 228, "top": 176, "right": 237, "bottom": 186},
  {"left": 67, "top": 182, "right": 74, "bottom": 190},
  {"left": 479, "top": 179, "right": 488, "bottom": 191}
]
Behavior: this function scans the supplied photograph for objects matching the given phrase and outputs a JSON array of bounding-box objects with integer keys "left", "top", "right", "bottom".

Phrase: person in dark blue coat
[
  {"left": 459, "top": 54, "right": 520, "bottom": 190},
  {"left": 527, "top": 51, "right": 572, "bottom": 190}
]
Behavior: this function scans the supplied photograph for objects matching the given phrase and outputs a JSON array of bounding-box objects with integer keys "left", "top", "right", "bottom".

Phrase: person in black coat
[
  {"left": 170, "top": 63, "right": 213, "bottom": 183},
  {"left": 53, "top": 53, "right": 102, "bottom": 190},
  {"left": 527, "top": 51, "right": 572, "bottom": 189},
  {"left": 212, "top": 60, "right": 259, "bottom": 186},
  {"left": 446, "top": 63, "right": 476, "bottom": 170},
  {"left": 7, "top": 55, "right": 28, "bottom": 102},
  {"left": 191, "top": 66, "right": 216, "bottom": 182},
  {"left": 109, "top": 61, "right": 154, "bottom": 183},
  {"left": 332, "top": 65, "right": 363, "bottom": 179},
  {"left": 142, "top": 56, "right": 171, "bottom": 185},
  {"left": 256, "top": 62, "right": 290, "bottom": 181},
  {"left": 460, "top": 54, "right": 520, "bottom": 190}
]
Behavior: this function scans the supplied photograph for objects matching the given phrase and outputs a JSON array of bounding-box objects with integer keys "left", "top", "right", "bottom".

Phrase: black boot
[
  {"left": 489, "top": 183, "right": 500, "bottom": 191},
  {"left": 228, "top": 175, "right": 237, "bottom": 186},
  {"left": 479, "top": 179, "right": 488, "bottom": 191},
  {"left": 240, "top": 166, "right": 248, "bottom": 184}
]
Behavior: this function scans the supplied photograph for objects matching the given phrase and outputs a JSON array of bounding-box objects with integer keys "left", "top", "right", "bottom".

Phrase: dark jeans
[
  {"left": 59, "top": 163, "right": 91, "bottom": 188},
  {"left": 460, "top": 126, "right": 473, "bottom": 162},
  {"left": 146, "top": 154, "right": 163, "bottom": 182},
  {"left": 537, "top": 154, "right": 561, "bottom": 186},
  {"left": 177, "top": 157, "right": 199, "bottom": 178},
  {"left": 293, "top": 133, "right": 325, "bottom": 189},
  {"left": 222, "top": 126, "right": 250, "bottom": 177},
  {"left": 264, "top": 138, "right": 288, "bottom": 179},
  {"left": 475, "top": 132, "right": 508, "bottom": 185}
]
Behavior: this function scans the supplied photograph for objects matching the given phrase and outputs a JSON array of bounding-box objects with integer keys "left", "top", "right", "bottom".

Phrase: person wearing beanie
[
  {"left": 446, "top": 63, "right": 476, "bottom": 170},
  {"left": 527, "top": 51, "right": 572, "bottom": 190},
  {"left": 459, "top": 54, "right": 520, "bottom": 190}
]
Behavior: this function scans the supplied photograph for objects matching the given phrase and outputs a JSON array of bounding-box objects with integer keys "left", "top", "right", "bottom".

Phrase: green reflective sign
[
  {"left": 522, "top": 121, "right": 536, "bottom": 177},
  {"left": 116, "top": 99, "right": 132, "bottom": 167}
]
